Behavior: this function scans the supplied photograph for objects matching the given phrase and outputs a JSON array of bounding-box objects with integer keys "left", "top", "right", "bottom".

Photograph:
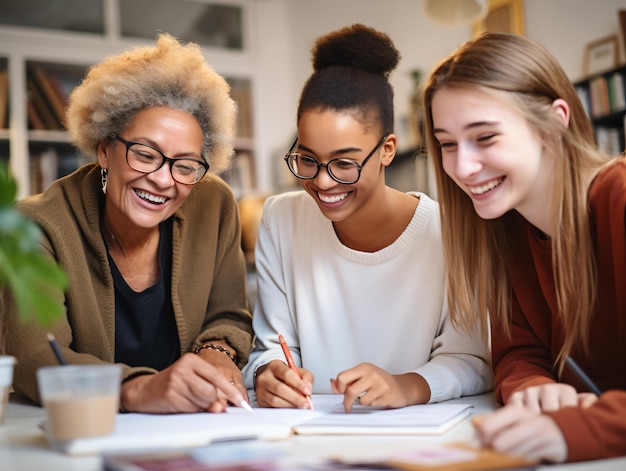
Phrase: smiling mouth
[
  {"left": 135, "top": 189, "right": 168, "bottom": 204},
  {"left": 318, "top": 192, "right": 350, "bottom": 203},
  {"left": 469, "top": 178, "right": 503, "bottom": 195}
]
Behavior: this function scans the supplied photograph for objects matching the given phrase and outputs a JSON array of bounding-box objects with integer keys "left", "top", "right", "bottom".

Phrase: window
[
  {"left": 120, "top": 0, "right": 244, "bottom": 50},
  {"left": 0, "top": 0, "right": 104, "bottom": 34}
]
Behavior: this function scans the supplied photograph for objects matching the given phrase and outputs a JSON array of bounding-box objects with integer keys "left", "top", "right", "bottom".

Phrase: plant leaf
[
  {"left": 0, "top": 161, "right": 68, "bottom": 327},
  {"left": 0, "top": 163, "right": 17, "bottom": 207}
]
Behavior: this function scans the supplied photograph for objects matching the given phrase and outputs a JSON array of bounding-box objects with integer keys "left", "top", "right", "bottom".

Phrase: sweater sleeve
[
  {"left": 3, "top": 222, "right": 124, "bottom": 404},
  {"left": 186, "top": 181, "right": 253, "bottom": 368},
  {"left": 491, "top": 292, "right": 558, "bottom": 405},
  {"left": 546, "top": 391, "right": 626, "bottom": 461},
  {"left": 413, "top": 293, "right": 493, "bottom": 403}
]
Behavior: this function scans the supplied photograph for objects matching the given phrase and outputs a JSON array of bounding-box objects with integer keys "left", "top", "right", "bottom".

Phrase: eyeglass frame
[
  {"left": 111, "top": 134, "right": 209, "bottom": 184},
  {"left": 283, "top": 133, "right": 390, "bottom": 185}
]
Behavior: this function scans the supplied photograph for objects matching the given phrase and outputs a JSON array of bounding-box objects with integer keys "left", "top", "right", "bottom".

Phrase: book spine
[
  {"left": 0, "top": 69, "right": 8, "bottom": 129},
  {"left": 611, "top": 71, "right": 626, "bottom": 112}
]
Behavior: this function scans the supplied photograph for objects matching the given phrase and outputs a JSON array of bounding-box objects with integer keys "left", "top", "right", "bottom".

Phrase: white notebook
[
  {"left": 45, "top": 410, "right": 294, "bottom": 456},
  {"left": 293, "top": 395, "right": 473, "bottom": 435},
  {"left": 46, "top": 395, "right": 473, "bottom": 455}
]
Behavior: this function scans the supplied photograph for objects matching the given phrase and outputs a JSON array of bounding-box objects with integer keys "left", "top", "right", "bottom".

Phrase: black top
[{"left": 110, "top": 219, "right": 180, "bottom": 370}]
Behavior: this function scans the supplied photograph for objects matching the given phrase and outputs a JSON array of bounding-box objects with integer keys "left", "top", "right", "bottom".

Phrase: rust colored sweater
[{"left": 492, "top": 158, "right": 626, "bottom": 462}]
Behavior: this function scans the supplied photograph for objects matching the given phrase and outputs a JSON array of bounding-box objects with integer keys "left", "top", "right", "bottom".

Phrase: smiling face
[
  {"left": 431, "top": 86, "right": 555, "bottom": 231},
  {"left": 97, "top": 106, "right": 203, "bottom": 233},
  {"left": 295, "top": 110, "right": 391, "bottom": 223}
]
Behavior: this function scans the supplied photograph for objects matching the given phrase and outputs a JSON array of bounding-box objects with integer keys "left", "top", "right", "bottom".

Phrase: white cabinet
[{"left": 0, "top": 0, "right": 256, "bottom": 199}]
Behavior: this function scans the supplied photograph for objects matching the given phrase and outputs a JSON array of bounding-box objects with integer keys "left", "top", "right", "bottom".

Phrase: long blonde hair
[{"left": 423, "top": 33, "right": 611, "bottom": 369}]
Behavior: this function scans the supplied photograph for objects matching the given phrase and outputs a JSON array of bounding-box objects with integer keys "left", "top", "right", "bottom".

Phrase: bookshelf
[
  {"left": 574, "top": 64, "right": 626, "bottom": 155},
  {"left": 24, "top": 61, "right": 90, "bottom": 194},
  {"left": 0, "top": 0, "right": 257, "bottom": 199}
]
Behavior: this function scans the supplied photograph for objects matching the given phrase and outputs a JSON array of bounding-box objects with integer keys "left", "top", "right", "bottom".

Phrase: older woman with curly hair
[{"left": 2, "top": 34, "right": 253, "bottom": 413}]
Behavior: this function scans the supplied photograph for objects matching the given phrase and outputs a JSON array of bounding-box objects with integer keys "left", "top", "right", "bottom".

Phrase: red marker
[{"left": 279, "top": 334, "right": 314, "bottom": 409}]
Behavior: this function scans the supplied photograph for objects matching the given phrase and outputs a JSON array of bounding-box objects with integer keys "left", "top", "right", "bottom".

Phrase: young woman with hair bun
[{"left": 243, "top": 24, "right": 491, "bottom": 412}]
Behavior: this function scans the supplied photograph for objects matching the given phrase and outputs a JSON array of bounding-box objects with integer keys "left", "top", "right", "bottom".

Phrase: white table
[{"left": 1, "top": 393, "right": 625, "bottom": 470}]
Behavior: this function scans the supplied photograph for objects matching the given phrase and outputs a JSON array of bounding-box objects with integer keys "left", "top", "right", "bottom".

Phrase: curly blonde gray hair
[{"left": 66, "top": 33, "right": 236, "bottom": 174}]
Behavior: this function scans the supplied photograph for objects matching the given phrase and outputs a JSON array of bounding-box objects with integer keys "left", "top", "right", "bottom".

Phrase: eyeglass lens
[
  {"left": 285, "top": 134, "right": 388, "bottom": 184},
  {"left": 287, "top": 155, "right": 361, "bottom": 183},
  {"left": 126, "top": 142, "right": 207, "bottom": 184}
]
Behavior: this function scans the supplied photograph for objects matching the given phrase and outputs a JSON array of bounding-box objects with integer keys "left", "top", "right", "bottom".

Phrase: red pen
[{"left": 278, "top": 334, "right": 314, "bottom": 409}]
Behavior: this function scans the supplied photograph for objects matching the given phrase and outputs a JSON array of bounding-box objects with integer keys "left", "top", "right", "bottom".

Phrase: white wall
[
  {"left": 525, "top": 0, "right": 626, "bottom": 81},
  {"left": 252, "top": 0, "right": 626, "bottom": 194}
]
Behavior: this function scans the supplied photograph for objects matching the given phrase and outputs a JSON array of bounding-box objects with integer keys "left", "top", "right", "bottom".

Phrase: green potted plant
[{"left": 0, "top": 160, "right": 67, "bottom": 423}]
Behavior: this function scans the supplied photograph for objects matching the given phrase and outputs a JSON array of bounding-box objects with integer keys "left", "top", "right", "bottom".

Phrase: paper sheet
[{"left": 51, "top": 394, "right": 473, "bottom": 455}]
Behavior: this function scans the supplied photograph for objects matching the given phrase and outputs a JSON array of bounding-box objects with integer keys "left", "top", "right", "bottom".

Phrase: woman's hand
[
  {"left": 195, "top": 345, "right": 249, "bottom": 404},
  {"left": 473, "top": 404, "right": 567, "bottom": 463},
  {"left": 254, "top": 360, "right": 314, "bottom": 409},
  {"left": 507, "top": 383, "right": 598, "bottom": 412},
  {"left": 330, "top": 363, "right": 430, "bottom": 412},
  {"left": 120, "top": 353, "right": 248, "bottom": 413}
]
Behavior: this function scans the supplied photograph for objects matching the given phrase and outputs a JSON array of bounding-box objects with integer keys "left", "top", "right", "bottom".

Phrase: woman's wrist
[{"left": 193, "top": 342, "right": 237, "bottom": 364}]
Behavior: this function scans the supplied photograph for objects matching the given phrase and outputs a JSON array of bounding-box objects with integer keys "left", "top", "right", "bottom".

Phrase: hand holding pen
[
  {"left": 279, "top": 335, "right": 314, "bottom": 409},
  {"left": 47, "top": 333, "right": 255, "bottom": 415},
  {"left": 254, "top": 335, "right": 314, "bottom": 409}
]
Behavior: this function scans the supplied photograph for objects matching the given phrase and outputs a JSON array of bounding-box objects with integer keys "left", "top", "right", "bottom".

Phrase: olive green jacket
[{"left": 3, "top": 164, "right": 253, "bottom": 404}]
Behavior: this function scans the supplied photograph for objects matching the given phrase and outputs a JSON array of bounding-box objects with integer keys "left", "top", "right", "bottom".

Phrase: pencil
[
  {"left": 46, "top": 333, "right": 67, "bottom": 366},
  {"left": 565, "top": 356, "right": 602, "bottom": 396},
  {"left": 278, "top": 334, "right": 314, "bottom": 409}
]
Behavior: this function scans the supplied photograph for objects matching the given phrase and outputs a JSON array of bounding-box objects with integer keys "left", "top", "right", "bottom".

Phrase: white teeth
[
  {"left": 135, "top": 190, "right": 167, "bottom": 204},
  {"left": 318, "top": 192, "right": 349, "bottom": 203},
  {"left": 469, "top": 178, "right": 503, "bottom": 195}
]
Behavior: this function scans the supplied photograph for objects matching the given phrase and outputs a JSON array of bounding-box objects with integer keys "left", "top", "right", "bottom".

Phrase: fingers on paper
[
  {"left": 508, "top": 384, "right": 579, "bottom": 413},
  {"left": 577, "top": 392, "right": 598, "bottom": 408},
  {"left": 342, "top": 380, "right": 372, "bottom": 412},
  {"left": 334, "top": 364, "right": 392, "bottom": 412},
  {"left": 478, "top": 410, "right": 566, "bottom": 463}
]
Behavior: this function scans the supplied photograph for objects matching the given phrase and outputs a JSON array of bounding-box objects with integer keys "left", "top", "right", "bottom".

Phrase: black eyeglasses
[
  {"left": 112, "top": 134, "right": 209, "bottom": 185},
  {"left": 284, "top": 134, "right": 389, "bottom": 185}
]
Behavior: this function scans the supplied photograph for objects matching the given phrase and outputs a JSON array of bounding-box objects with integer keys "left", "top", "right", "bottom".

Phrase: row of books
[
  {"left": 0, "top": 69, "right": 8, "bottom": 129},
  {"left": 576, "top": 71, "right": 626, "bottom": 119},
  {"left": 26, "top": 66, "right": 79, "bottom": 131},
  {"left": 219, "top": 150, "right": 255, "bottom": 199},
  {"left": 29, "top": 146, "right": 89, "bottom": 194},
  {"left": 227, "top": 77, "right": 254, "bottom": 138},
  {"left": 596, "top": 122, "right": 625, "bottom": 156},
  {"left": 5, "top": 66, "right": 254, "bottom": 138}
]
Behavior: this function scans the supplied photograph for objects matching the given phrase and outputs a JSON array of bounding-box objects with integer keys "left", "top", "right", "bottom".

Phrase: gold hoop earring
[{"left": 101, "top": 168, "right": 108, "bottom": 194}]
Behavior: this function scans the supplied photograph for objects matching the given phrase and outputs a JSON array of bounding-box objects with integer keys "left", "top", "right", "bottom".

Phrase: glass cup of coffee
[
  {"left": 37, "top": 364, "right": 122, "bottom": 447},
  {"left": 0, "top": 355, "right": 16, "bottom": 425}
]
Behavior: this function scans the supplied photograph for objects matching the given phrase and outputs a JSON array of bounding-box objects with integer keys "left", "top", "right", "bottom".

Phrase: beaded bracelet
[{"left": 193, "top": 343, "right": 237, "bottom": 363}]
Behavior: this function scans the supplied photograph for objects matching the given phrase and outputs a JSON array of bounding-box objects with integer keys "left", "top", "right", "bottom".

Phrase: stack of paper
[{"left": 48, "top": 394, "right": 473, "bottom": 456}]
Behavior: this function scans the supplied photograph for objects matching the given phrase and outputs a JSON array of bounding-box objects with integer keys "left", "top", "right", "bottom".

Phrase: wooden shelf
[
  {"left": 0, "top": 0, "right": 256, "bottom": 198},
  {"left": 573, "top": 64, "right": 626, "bottom": 155}
]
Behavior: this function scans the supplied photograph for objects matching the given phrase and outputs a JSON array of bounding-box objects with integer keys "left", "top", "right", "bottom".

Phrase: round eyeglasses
[
  {"left": 284, "top": 134, "right": 389, "bottom": 185},
  {"left": 112, "top": 134, "right": 209, "bottom": 185}
]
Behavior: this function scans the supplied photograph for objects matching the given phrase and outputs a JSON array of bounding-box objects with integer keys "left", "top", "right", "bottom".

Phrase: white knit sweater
[{"left": 242, "top": 191, "right": 491, "bottom": 402}]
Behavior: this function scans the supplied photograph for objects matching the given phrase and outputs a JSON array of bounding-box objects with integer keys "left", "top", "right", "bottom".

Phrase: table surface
[{"left": 1, "top": 392, "right": 625, "bottom": 471}]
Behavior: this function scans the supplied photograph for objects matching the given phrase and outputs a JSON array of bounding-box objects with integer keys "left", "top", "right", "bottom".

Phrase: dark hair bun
[{"left": 312, "top": 23, "right": 400, "bottom": 78}]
